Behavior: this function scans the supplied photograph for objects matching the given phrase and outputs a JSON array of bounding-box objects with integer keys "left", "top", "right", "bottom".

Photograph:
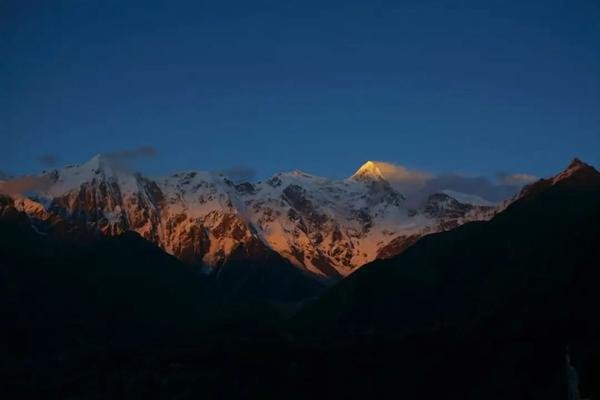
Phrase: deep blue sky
[{"left": 2, "top": 0, "right": 599, "bottom": 179}]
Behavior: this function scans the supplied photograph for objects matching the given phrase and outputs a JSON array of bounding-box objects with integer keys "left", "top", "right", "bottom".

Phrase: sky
[{"left": 1, "top": 0, "right": 599, "bottom": 181}]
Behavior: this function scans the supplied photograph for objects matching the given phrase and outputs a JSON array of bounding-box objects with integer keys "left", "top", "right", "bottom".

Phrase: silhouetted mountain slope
[
  {"left": 0, "top": 195, "right": 324, "bottom": 303},
  {"left": 299, "top": 159, "right": 600, "bottom": 334},
  {"left": 291, "top": 159, "right": 600, "bottom": 398},
  {"left": 0, "top": 216, "right": 208, "bottom": 396},
  {"left": 0, "top": 207, "right": 323, "bottom": 398}
]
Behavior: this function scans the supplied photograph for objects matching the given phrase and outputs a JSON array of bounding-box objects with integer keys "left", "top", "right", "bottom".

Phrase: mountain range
[
  {"left": 1, "top": 157, "right": 599, "bottom": 399},
  {"left": 0, "top": 156, "right": 500, "bottom": 279}
]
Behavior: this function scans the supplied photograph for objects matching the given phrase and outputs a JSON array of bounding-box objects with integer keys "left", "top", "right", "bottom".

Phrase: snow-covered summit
[
  {"left": 350, "top": 161, "right": 387, "bottom": 181},
  {"left": 38, "top": 153, "right": 145, "bottom": 197}
]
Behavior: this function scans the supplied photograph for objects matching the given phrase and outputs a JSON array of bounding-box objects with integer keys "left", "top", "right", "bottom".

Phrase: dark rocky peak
[
  {"left": 553, "top": 158, "right": 600, "bottom": 183},
  {"left": 517, "top": 158, "right": 600, "bottom": 201},
  {"left": 423, "top": 192, "right": 473, "bottom": 219},
  {"left": 567, "top": 157, "right": 588, "bottom": 170},
  {"left": 552, "top": 159, "right": 600, "bottom": 191}
]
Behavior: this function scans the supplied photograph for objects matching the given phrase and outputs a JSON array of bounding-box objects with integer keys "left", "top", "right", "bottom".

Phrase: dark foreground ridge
[{"left": 1, "top": 159, "right": 600, "bottom": 399}]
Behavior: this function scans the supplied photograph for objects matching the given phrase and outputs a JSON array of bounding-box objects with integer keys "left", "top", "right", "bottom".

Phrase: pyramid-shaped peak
[
  {"left": 351, "top": 161, "right": 386, "bottom": 181},
  {"left": 552, "top": 158, "right": 599, "bottom": 185},
  {"left": 567, "top": 158, "right": 589, "bottom": 170}
]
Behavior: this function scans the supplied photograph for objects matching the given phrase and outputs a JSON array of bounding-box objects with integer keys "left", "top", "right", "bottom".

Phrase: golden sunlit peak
[{"left": 351, "top": 160, "right": 385, "bottom": 180}]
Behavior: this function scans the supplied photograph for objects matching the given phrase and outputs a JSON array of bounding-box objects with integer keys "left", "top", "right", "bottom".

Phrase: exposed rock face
[
  {"left": 1, "top": 156, "right": 502, "bottom": 278},
  {"left": 376, "top": 234, "right": 422, "bottom": 259},
  {"left": 423, "top": 193, "right": 496, "bottom": 231}
]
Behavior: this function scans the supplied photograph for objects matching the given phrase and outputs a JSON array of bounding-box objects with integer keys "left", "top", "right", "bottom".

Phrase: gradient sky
[{"left": 2, "top": 0, "right": 599, "bottom": 180}]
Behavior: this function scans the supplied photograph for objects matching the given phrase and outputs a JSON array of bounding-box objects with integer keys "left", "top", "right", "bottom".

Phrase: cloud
[
  {"left": 369, "top": 161, "right": 538, "bottom": 204},
  {"left": 221, "top": 166, "right": 257, "bottom": 183},
  {"left": 38, "top": 154, "right": 59, "bottom": 167},
  {"left": 0, "top": 175, "right": 52, "bottom": 197},
  {"left": 496, "top": 172, "right": 538, "bottom": 186},
  {"left": 421, "top": 174, "right": 516, "bottom": 203},
  {"left": 372, "top": 161, "right": 432, "bottom": 187},
  {"left": 358, "top": 161, "right": 432, "bottom": 198}
]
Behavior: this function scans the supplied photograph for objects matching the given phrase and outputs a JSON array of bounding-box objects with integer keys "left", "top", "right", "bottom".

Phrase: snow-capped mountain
[{"left": 1, "top": 157, "right": 500, "bottom": 278}]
